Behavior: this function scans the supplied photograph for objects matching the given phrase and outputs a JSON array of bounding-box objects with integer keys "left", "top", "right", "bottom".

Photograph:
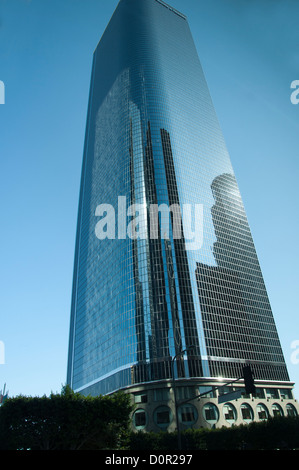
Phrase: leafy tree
[{"left": 0, "top": 386, "right": 133, "bottom": 450}]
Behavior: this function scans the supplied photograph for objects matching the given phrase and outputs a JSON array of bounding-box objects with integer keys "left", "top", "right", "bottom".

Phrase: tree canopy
[{"left": 0, "top": 386, "right": 133, "bottom": 450}]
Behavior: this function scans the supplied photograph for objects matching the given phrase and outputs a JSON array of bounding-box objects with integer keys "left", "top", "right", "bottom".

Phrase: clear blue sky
[{"left": 0, "top": 0, "right": 298, "bottom": 399}]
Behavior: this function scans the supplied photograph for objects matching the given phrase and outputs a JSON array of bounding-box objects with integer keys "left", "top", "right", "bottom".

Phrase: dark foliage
[
  {"left": 0, "top": 386, "right": 133, "bottom": 450},
  {"left": 127, "top": 416, "right": 299, "bottom": 450}
]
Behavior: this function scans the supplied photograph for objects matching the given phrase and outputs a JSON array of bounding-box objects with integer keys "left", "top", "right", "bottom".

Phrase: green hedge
[
  {"left": 0, "top": 388, "right": 133, "bottom": 450},
  {"left": 128, "top": 416, "right": 299, "bottom": 450}
]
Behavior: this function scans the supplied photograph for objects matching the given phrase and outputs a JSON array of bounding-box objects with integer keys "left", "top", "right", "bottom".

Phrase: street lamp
[{"left": 171, "top": 345, "right": 195, "bottom": 450}]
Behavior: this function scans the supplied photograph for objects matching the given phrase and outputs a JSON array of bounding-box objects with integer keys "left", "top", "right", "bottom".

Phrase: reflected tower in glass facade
[{"left": 67, "top": 0, "right": 298, "bottom": 430}]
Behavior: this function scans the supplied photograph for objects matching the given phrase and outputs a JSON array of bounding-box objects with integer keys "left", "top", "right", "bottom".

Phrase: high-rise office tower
[{"left": 67, "top": 0, "right": 298, "bottom": 430}]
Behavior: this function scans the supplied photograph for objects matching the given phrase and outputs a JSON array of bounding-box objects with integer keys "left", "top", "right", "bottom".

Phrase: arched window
[
  {"left": 240, "top": 403, "right": 254, "bottom": 422},
  {"left": 133, "top": 409, "right": 147, "bottom": 430},
  {"left": 178, "top": 404, "right": 198, "bottom": 427},
  {"left": 154, "top": 406, "right": 173, "bottom": 429},
  {"left": 203, "top": 403, "right": 219, "bottom": 425},
  {"left": 272, "top": 403, "right": 284, "bottom": 417},
  {"left": 256, "top": 403, "right": 269, "bottom": 421},
  {"left": 286, "top": 404, "right": 298, "bottom": 417},
  {"left": 223, "top": 403, "right": 237, "bottom": 423}
]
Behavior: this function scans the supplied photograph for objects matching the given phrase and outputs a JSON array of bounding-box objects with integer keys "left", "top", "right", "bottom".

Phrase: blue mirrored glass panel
[{"left": 67, "top": 0, "right": 289, "bottom": 396}]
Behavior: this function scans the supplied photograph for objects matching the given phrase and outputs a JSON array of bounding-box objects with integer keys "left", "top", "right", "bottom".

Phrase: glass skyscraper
[{"left": 67, "top": 0, "right": 298, "bottom": 430}]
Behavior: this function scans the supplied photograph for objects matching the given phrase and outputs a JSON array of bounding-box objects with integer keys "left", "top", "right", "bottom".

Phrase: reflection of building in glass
[
  {"left": 196, "top": 173, "right": 289, "bottom": 382},
  {"left": 67, "top": 0, "right": 298, "bottom": 430}
]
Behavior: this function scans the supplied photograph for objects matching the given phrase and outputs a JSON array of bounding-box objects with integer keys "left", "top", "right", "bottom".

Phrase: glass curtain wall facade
[{"left": 67, "top": 0, "right": 290, "bottom": 401}]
